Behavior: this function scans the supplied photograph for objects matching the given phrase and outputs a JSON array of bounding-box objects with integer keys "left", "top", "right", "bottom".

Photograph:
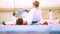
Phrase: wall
[
  {"left": 0, "top": 0, "right": 60, "bottom": 8},
  {"left": 0, "top": 7, "right": 60, "bottom": 22}
]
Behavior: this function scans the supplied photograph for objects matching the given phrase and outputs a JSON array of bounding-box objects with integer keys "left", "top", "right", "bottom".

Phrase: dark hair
[
  {"left": 13, "top": 13, "right": 16, "bottom": 16},
  {"left": 49, "top": 9, "right": 51, "bottom": 11},
  {"left": 16, "top": 18, "right": 23, "bottom": 25},
  {"left": 33, "top": 1, "right": 39, "bottom": 7}
]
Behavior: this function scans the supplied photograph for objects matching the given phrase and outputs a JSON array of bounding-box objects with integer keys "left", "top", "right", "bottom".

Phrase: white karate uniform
[
  {"left": 5, "top": 16, "right": 18, "bottom": 25},
  {"left": 22, "top": 12, "right": 28, "bottom": 18},
  {"left": 49, "top": 11, "right": 54, "bottom": 24},
  {"left": 54, "top": 18, "right": 59, "bottom": 24},
  {"left": 27, "top": 8, "right": 43, "bottom": 25},
  {"left": 11, "top": 16, "right": 18, "bottom": 24},
  {"left": 22, "top": 12, "right": 28, "bottom": 21}
]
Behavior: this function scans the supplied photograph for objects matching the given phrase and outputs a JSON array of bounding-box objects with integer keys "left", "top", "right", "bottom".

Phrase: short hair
[
  {"left": 16, "top": 18, "right": 23, "bottom": 25},
  {"left": 49, "top": 9, "right": 51, "bottom": 11},
  {"left": 33, "top": 1, "right": 39, "bottom": 7},
  {"left": 13, "top": 13, "right": 16, "bottom": 16}
]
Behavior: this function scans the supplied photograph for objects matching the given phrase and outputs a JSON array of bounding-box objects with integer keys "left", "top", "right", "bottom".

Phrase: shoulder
[
  {"left": 38, "top": 8, "right": 42, "bottom": 11},
  {"left": 31, "top": 8, "right": 36, "bottom": 11},
  {"left": 37, "top": 8, "right": 42, "bottom": 13}
]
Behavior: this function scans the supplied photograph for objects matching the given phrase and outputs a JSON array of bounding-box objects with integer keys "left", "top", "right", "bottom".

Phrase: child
[
  {"left": 27, "top": 1, "right": 43, "bottom": 25},
  {"left": 49, "top": 10, "right": 54, "bottom": 24},
  {"left": 16, "top": 18, "right": 23, "bottom": 25},
  {"left": 12, "top": 13, "right": 18, "bottom": 25}
]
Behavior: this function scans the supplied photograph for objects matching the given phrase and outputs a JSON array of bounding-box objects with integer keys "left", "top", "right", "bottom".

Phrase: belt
[
  {"left": 32, "top": 21, "right": 38, "bottom": 24},
  {"left": 30, "top": 21, "right": 38, "bottom": 25}
]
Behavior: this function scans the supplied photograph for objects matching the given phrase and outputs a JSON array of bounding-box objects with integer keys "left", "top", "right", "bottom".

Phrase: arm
[
  {"left": 27, "top": 9, "right": 34, "bottom": 25},
  {"left": 39, "top": 9, "right": 44, "bottom": 24}
]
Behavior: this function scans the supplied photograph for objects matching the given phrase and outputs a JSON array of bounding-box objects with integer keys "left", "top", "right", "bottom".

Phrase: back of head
[
  {"left": 13, "top": 13, "right": 16, "bottom": 16},
  {"left": 16, "top": 18, "right": 23, "bottom": 25},
  {"left": 33, "top": 1, "right": 39, "bottom": 8},
  {"left": 49, "top": 9, "right": 51, "bottom": 12},
  {"left": 13, "top": 13, "right": 18, "bottom": 18}
]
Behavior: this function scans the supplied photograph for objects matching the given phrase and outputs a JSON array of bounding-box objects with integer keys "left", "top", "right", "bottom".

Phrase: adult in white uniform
[{"left": 27, "top": 1, "right": 43, "bottom": 25}]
